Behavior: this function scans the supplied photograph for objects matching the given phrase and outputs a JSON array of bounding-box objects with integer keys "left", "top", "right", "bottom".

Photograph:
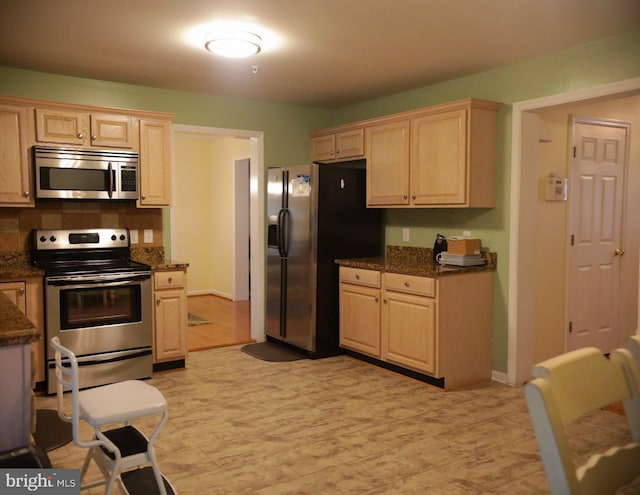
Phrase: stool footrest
[
  {"left": 101, "top": 426, "right": 149, "bottom": 460},
  {"left": 121, "top": 467, "right": 175, "bottom": 495}
]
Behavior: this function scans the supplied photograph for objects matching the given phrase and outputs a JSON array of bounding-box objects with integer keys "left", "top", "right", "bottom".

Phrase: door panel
[
  {"left": 284, "top": 165, "right": 314, "bottom": 351},
  {"left": 567, "top": 121, "right": 627, "bottom": 352},
  {"left": 266, "top": 168, "right": 285, "bottom": 340}
]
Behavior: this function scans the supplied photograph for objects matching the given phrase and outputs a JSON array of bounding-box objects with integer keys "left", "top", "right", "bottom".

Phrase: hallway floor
[{"left": 187, "top": 294, "right": 254, "bottom": 351}]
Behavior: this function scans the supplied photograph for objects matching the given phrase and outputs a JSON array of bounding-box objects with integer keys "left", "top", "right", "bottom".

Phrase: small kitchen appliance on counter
[{"left": 31, "top": 228, "right": 152, "bottom": 394}]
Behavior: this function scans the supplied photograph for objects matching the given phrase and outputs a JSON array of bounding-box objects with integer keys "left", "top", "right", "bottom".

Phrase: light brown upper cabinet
[
  {"left": 365, "top": 120, "right": 410, "bottom": 206},
  {"left": 310, "top": 128, "right": 364, "bottom": 162},
  {"left": 310, "top": 98, "right": 501, "bottom": 208},
  {"left": 0, "top": 104, "right": 32, "bottom": 206},
  {"left": 35, "top": 109, "right": 135, "bottom": 149},
  {"left": 369, "top": 99, "right": 500, "bottom": 208},
  {"left": 0, "top": 94, "right": 175, "bottom": 209},
  {"left": 138, "top": 118, "right": 172, "bottom": 208}
]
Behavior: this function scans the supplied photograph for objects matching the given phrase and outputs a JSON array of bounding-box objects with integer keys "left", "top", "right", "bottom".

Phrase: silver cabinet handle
[
  {"left": 403, "top": 194, "right": 408, "bottom": 200},
  {"left": 615, "top": 248, "right": 626, "bottom": 256},
  {"left": 355, "top": 274, "right": 360, "bottom": 280},
  {"left": 77, "top": 132, "right": 84, "bottom": 139},
  {"left": 412, "top": 194, "right": 416, "bottom": 200},
  {"left": 404, "top": 281, "right": 410, "bottom": 287},
  {"left": 141, "top": 194, "right": 147, "bottom": 200},
  {"left": 156, "top": 298, "right": 161, "bottom": 306},
  {"left": 374, "top": 297, "right": 379, "bottom": 303},
  {"left": 18, "top": 287, "right": 25, "bottom": 295},
  {"left": 23, "top": 191, "right": 29, "bottom": 197},
  {"left": 168, "top": 277, "right": 173, "bottom": 284},
  {"left": 91, "top": 134, "right": 97, "bottom": 140}
]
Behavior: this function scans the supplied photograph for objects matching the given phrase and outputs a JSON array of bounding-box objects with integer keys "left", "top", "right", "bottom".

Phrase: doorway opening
[
  {"left": 508, "top": 77, "right": 640, "bottom": 385},
  {"left": 171, "top": 124, "right": 265, "bottom": 350}
]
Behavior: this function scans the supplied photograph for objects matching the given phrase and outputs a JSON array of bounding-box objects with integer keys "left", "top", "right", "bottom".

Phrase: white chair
[
  {"left": 51, "top": 337, "right": 173, "bottom": 495},
  {"left": 525, "top": 347, "right": 640, "bottom": 495}
]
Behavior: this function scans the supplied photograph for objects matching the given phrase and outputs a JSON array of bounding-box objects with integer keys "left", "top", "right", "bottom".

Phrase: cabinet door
[
  {"left": 382, "top": 290, "right": 437, "bottom": 374},
  {"left": 35, "top": 108, "right": 88, "bottom": 145},
  {"left": 311, "top": 134, "right": 335, "bottom": 162},
  {"left": 335, "top": 129, "right": 364, "bottom": 160},
  {"left": 90, "top": 113, "right": 134, "bottom": 148},
  {"left": 0, "top": 105, "right": 32, "bottom": 206},
  {"left": 139, "top": 118, "right": 172, "bottom": 207},
  {"left": 0, "top": 281, "right": 26, "bottom": 312},
  {"left": 411, "top": 109, "right": 467, "bottom": 205},
  {"left": 154, "top": 288, "right": 187, "bottom": 362},
  {"left": 366, "top": 120, "right": 410, "bottom": 206},
  {"left": 339, "top": 283, "right": 381, "bottom": 357}
]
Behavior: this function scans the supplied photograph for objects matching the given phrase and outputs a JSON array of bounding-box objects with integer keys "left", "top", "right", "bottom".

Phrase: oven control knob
[
  {"left": 111, "top": 235, "right": 117, "bottom": 241},
  {"left": 120, "top": 235, "right": 126, "bottom": 241},
  {"left": 49, "top": 236, "right": 56, "bottom": 242},
  {"left": 39, "top": 236, "right": 46, "bottom": 243}
]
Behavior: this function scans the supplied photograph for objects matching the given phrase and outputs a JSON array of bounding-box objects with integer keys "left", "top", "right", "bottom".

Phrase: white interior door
[{"left": 567, "top": 118, "right": 628, "bottom": 352}]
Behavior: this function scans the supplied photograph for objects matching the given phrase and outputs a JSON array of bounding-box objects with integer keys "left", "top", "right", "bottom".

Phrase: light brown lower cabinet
[
  {"left": 339, "top": 266, "right": 494, "bottom": 389},
  {"left": 339, "top": 267, "right": 381, "bottom": 357},
  {"left": 152, "top": 269, "right": 187, "bottom": 364}
]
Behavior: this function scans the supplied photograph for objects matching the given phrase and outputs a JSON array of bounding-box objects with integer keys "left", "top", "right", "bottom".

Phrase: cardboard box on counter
[{"left": 447, "top": 237, "right": 481, "bottom": 255}]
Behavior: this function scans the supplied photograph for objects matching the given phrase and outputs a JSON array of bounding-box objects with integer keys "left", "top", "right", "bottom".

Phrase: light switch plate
[
  {"left": 130, "top": 230, "right": 139, "bottom": 244},
  {"left": 144, "top": 229, "right": 153, "bottom": 243},
  {"left": 402, "top": 228, "right": 410, "bottom": 242}
]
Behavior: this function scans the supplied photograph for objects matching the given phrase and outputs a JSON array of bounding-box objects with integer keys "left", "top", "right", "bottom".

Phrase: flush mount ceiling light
[{"left": 204, "top": 31, "right": 262, "bottom": 58}]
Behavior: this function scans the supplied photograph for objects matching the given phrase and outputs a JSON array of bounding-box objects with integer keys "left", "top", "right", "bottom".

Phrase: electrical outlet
[
  {"left": 144, "top": 229, "right": 153, "bottom": 243},
  {"left": 130, "top": 230, "right": 139, "bottom": 244},
  {"left": 402, "top": 228, "right": 410, "bottom": 242},
  {"left": 462, "top": 230, "right": 472, "bottom": 237}
]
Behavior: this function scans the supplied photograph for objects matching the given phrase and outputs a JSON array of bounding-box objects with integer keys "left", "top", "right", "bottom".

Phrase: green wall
[
  {"left": 1, "top": 28, "right": 638, "bottom": 373},
  {"left": 334, "top": 28, "right": 640, "bottom": 373},
  {"left": 0, "top": 66, "right": 333, "bottom": 166}
]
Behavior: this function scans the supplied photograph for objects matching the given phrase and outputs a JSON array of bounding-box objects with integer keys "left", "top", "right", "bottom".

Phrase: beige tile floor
[{"left": 37, "top": 345, "right": 632, "bottom": 494}]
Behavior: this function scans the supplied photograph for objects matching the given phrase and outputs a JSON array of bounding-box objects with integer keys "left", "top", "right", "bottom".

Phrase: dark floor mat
[
  {"left": 241, "top": 342, "right": 305, "bottom": 362},
  {"left": 33, "top": 409, "right": 73, "bottom": 452}
]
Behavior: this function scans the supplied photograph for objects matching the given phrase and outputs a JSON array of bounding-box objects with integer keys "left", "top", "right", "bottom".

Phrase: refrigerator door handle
[
  {"left": 280, "top": 208, "right": 290, "bottom": 257},
  {"left": 277, "top": 208, "right": 287, "bottom": 257}
]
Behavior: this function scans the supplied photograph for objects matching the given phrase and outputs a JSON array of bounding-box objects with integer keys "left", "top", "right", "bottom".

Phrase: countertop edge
[
  {"left": 335, "top": 255, "right": 496, "bottom": 278},
  {"left": 0, "top": 292, "right": 40, "bottom": 347}
]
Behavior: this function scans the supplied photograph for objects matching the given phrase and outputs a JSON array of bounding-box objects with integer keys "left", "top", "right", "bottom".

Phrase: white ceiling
[{"left": 0, "top": 0, "right": 638, "bottom": 108}]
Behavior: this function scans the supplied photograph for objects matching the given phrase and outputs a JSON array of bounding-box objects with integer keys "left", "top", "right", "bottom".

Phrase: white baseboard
[
  {"left": 187, "top": 289, "right": 233, "bottom": 299},
  {"left": 492, "top": 370, "right": 509, "bottom": 384}
]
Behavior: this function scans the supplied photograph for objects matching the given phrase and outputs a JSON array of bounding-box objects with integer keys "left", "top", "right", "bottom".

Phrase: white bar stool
[{"left": 51, "top": 337, "right": 175, "bottom": 494}]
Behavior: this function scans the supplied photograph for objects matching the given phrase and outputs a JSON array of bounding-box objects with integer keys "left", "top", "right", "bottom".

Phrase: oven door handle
[
  {"left": 49, "top": 348, "right": 152, "bottom": 368},
  {"left": 46, "top": 273, "right": 150, "bottom": 287}
]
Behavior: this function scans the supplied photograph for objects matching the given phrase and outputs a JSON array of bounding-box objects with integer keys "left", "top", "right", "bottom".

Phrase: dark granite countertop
[
  {"left": 131, "top": 247, "right": 189, "bottom": 271},
  {"left": 0, "top": 252, "right": 44, "bottom": 280},
  {"left": 336, "top": 245, "right": 496, "bottom": 277},
  {"left": 0, "top": 292, "right": 40, "bottom": 347}
]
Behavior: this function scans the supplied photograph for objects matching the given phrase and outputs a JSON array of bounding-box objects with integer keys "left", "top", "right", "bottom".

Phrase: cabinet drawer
[
  {"left": 339, "top": 267, "right": 380, "bottom": 288},
  {"left": 384, "top": 273, "right": 435, "bottom": 297},
  {"left": 154, "top": 270, "right": 185, "bottom": 290}
]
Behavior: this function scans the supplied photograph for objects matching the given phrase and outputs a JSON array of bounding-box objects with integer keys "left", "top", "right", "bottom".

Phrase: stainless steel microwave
[{"left": 34, "top": 146, "right": 139, "bottom": 200}]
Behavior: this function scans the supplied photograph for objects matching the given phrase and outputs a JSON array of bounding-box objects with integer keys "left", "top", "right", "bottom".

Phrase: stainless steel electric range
[{"left": 32, "top": 228, "right": 152, "bottom": 393}]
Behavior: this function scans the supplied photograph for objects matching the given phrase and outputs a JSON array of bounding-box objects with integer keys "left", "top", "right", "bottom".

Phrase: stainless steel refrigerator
[{"left": 266, "top": 161, "right": 384, "bottom": 357}]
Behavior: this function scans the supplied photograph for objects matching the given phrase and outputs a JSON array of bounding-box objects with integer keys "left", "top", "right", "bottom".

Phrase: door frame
[
  {"left": 508, "top": 76, "right": 640, "bottom": 386},
  {"left": 171, "top": 124, "right": 265, "bottom": 344},
  {"left": 233, "top": 158, "right": 251, "bottom": 301}
]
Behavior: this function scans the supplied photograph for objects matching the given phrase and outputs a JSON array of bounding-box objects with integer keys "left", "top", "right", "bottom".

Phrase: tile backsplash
[{"left": 0, "top": 201, "right": 163, "bottom": 252}]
